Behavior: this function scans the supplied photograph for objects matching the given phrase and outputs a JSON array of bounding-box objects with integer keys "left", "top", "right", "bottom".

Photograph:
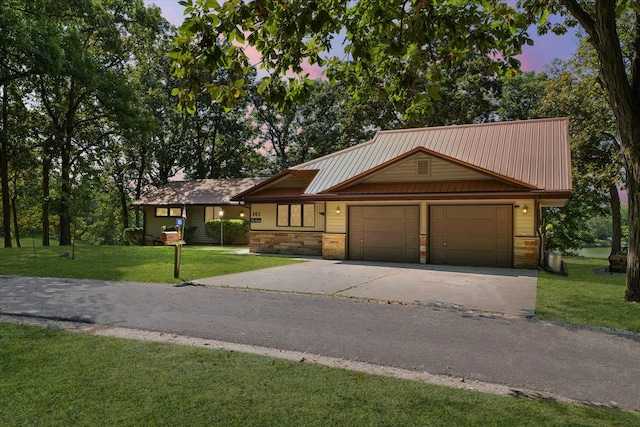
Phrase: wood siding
[
  {"left": 325, "top": 201, "right": 345, "bottom": 233},
  {"left": 513, "top": 199, "right": 535, "bottom": 236},
  {"left": 363, "top": 153, "right": 488, "bottom": 183}
]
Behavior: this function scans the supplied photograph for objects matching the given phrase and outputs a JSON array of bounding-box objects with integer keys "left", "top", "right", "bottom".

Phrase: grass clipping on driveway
[
  {"left": 536, "top": 257, "right": 640, "bottom": 332},
  {"left": 0, "top": 244, "right": 300, "bottom": 283},
  {"left": 1, "top": 323, "right": 637, "bottom": 426}
]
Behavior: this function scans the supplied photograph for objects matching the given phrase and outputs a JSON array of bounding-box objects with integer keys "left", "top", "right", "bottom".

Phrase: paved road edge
[{"left": 2, "top": 314, "right": 629, "bottom": 413}]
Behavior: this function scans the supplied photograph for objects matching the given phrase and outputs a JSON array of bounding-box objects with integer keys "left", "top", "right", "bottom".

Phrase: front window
[
  {"left": 277, "top": 204, "right": 315, "bottom": 227},
  {"left": 155, "top": 206, "right": 182, "bottom": 217}
]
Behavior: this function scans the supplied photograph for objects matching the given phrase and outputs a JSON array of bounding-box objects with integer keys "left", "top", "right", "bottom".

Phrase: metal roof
[
  {"left": 133, "top": 178, "right": 266, "bottom": 206},
  {"left": 291, "top": 118, "right": 572, "bottom": 195}
]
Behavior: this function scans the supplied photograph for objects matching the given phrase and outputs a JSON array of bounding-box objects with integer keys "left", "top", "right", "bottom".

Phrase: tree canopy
[{"left": 171, "top": 0, "right": 531, "bottom": 118}]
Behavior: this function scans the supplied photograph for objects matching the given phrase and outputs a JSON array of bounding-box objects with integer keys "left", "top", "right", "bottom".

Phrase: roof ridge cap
[{"left": 374, "top": 117, "right": 570, "bottom": 136}]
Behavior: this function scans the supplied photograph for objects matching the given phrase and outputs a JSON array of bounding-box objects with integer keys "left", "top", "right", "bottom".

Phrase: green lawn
[
  {"left": 536, "top": 257, "right": 640, "bottom": 332},
  {"left": 0, "top": 242, "right": 300, "bottom": 283},
  {"left": 2, "top": 245, "right": 639, "bottom": 423},
  {"left": 1, "top": 322, "right": 636, "bottom": 427}
]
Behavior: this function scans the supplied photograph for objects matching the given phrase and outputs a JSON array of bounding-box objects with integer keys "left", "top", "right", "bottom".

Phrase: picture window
[{"left": 277, "top": 204, "right": 315, "bottom": 227}]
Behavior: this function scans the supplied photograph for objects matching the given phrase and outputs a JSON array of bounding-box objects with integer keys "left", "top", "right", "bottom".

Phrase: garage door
[
  {"left": 349, "top": 206, "right": 419, "bottom": 263},
  {"left": 430, "top": 205, "right": 512, "bottom": 267}
]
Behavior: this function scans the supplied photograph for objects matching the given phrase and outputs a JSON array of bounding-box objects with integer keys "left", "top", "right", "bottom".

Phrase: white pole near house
[{"left": 219, "top": 208, "right": 224, "bottom": 247}]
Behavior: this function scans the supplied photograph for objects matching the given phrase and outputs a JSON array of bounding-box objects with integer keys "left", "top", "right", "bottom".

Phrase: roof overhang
[
  {"left": 240, "top": 190, "right": 571, "bottom": 204},
  {"left": 231, "top": 169, "right": 319, "bottom": 201}
]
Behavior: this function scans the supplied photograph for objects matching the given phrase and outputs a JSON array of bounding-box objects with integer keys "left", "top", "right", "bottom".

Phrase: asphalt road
[{"left": 1, "top": 275, "right": 639, "bottom": 411}]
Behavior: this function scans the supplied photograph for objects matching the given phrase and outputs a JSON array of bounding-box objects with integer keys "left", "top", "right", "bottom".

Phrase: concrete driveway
[{"left": 195, "top": 258, "right": 538, "bottom": 317}]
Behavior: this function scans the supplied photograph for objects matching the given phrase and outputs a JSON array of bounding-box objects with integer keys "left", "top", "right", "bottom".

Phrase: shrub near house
[{"left": 205, "top": 219, "right": 249, "bottom": 245}]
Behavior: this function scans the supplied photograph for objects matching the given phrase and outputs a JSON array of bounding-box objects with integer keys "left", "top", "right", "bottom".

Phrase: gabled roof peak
[{"left": 292, "top": 118, "right": 571, "bottom": 195}]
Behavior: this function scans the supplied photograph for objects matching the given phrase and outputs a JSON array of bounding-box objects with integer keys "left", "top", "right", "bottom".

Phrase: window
[
  {"left": 205, "top": 206, "right": 214, "bottom": 221},
  {"left": 277, "top": 204, "right": 315, "bottom": 227},
  {"left": 155, "top": 206, "right": 182, "bottom": 217}
]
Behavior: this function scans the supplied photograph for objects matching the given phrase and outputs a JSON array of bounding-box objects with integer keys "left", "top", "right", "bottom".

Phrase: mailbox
[{"left": 161, "top": 231, "right": 180, "bottom": 245}]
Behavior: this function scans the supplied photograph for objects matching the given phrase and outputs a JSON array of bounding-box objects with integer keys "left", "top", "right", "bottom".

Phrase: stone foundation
[
  {"left": 322, "top": 233, "right": 346, "bottom": 260},
  {"left": 514, "top": 237, "right": 540, "bottom": 269},
  {"left": 250, "top": 231, "right": 322, "bottom": 256}
]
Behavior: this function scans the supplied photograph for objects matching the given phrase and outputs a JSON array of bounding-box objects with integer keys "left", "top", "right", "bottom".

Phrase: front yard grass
[
  {"left": 0, "top": 243, "right": 300, "bottom": 283},
  {"left": 1, "top": 322, "right": 637, "bottom": 426},
  {"left": 536, "top": 257, "right": 640, "bottom": 332}
]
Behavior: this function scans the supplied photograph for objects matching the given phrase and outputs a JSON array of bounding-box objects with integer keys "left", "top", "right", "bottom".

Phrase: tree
[
  {"left": 536, "top": 56, "right": 623, "bottom": 256},
  {"left": 34, "top": 0, "right": 165, "bottom": 245},
  {"left": 179, "top": 68, "right": 258, "bottom": 179},
  {"left": 0, "top": 0, "right": 65, "bottom": 246},
  {"left": 251, "top": 89, "right": 302, "bottom": 172},
  {"left": 171, "top": 0, "right": 530, "bottom": 115},
  {"left": 497, "top": 71, "right": 549, "bottom": 121},
  {"left": 3, "top": 83, "right": 36, "bottom": 247},
  {"left": 252, "top": 79, "right": 364, "bottom": 172},
  {"left": 520, "top": 1, "right": 640, "bottom": 301}
]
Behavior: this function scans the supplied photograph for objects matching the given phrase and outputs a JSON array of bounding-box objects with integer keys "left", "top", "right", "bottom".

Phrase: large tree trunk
[
  {"left": 134, "top": 145, "right": 147, "bottom": 228},
  {"left": 11, "top": 190, "right": 20, "bottom": 248},
  {"left": 119, "top": 187, "right": 129, "bottom": 230},
  {"left": 42, "top": 153, "right": 51, "bottom": 246},
  {"left": 208, "top": 126, "right": 218, "bottom": 178},
  {"left": 58, "top": 135, "right": 72, "bottom": 245},
  {"left": 58, "top": 81, "right": 80, "bottom": 246},
  {"left": 609, "top": 183, "right": 622, "bottom": 255},
  {"left": 624, "top": 165, "right": 640, "bottom": 301},
  {"left": 1, "top": 84, "right": 12, "bottom": 247}
]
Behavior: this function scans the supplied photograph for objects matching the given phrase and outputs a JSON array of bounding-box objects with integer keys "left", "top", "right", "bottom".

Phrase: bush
[
  {"left": 161, "top": 225, "right": 197, "bottom": 243},
  {"left": 204, "top": 219, "right": 248, "bottom": 245},
  {"left": 81, "top": 220, "right": 117, "bottom": 245},
  {"left": 123, "top": 228, "right": 143, "bottom": 246}
]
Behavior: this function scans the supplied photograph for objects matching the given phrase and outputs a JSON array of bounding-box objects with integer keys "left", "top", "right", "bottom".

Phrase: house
[
  {"left": 231, "top": 118, "right": 572, "bottom": 268},
  {"left": 133, "top": 178, "right": 265, "bottom": 245}
]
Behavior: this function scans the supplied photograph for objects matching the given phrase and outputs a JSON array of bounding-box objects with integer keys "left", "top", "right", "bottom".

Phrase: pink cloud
[{"left": 517, "top": 26, "right": 580, "bottom": 72}]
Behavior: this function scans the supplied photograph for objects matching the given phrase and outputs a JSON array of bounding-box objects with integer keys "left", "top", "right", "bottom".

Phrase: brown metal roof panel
[
  {"left": 295, "top": 118, "right": 572, "bottom": 195},
  {"left": 134, "top": 178, "right": 266, "bottom": 205}
]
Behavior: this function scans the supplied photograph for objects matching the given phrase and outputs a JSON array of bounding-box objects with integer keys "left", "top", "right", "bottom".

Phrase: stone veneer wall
[
  {"left": 514, "top": 237, "right": 540, "bottom": 269},
  {"left": 322, "top": 233, "right": 346, "bottom": 260},
  {"left": 420, "top": 235, "right": 427, "bottom": 264},
  {"left": 249, "top": 231, "right": 323, "bottom": 256}
]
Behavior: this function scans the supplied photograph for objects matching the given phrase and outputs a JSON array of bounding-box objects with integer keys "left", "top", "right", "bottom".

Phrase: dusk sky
[{"left": 144, "top": 0, "right": 581, "bottom": 74}]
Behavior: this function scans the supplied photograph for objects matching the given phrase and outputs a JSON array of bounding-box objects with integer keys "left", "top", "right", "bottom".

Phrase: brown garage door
[
  {"left": 349, "top": 206, "right": 419, "bottom": 263},
  {"left": 430, "top": 205, "right": 512, "bottom": 267}
]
